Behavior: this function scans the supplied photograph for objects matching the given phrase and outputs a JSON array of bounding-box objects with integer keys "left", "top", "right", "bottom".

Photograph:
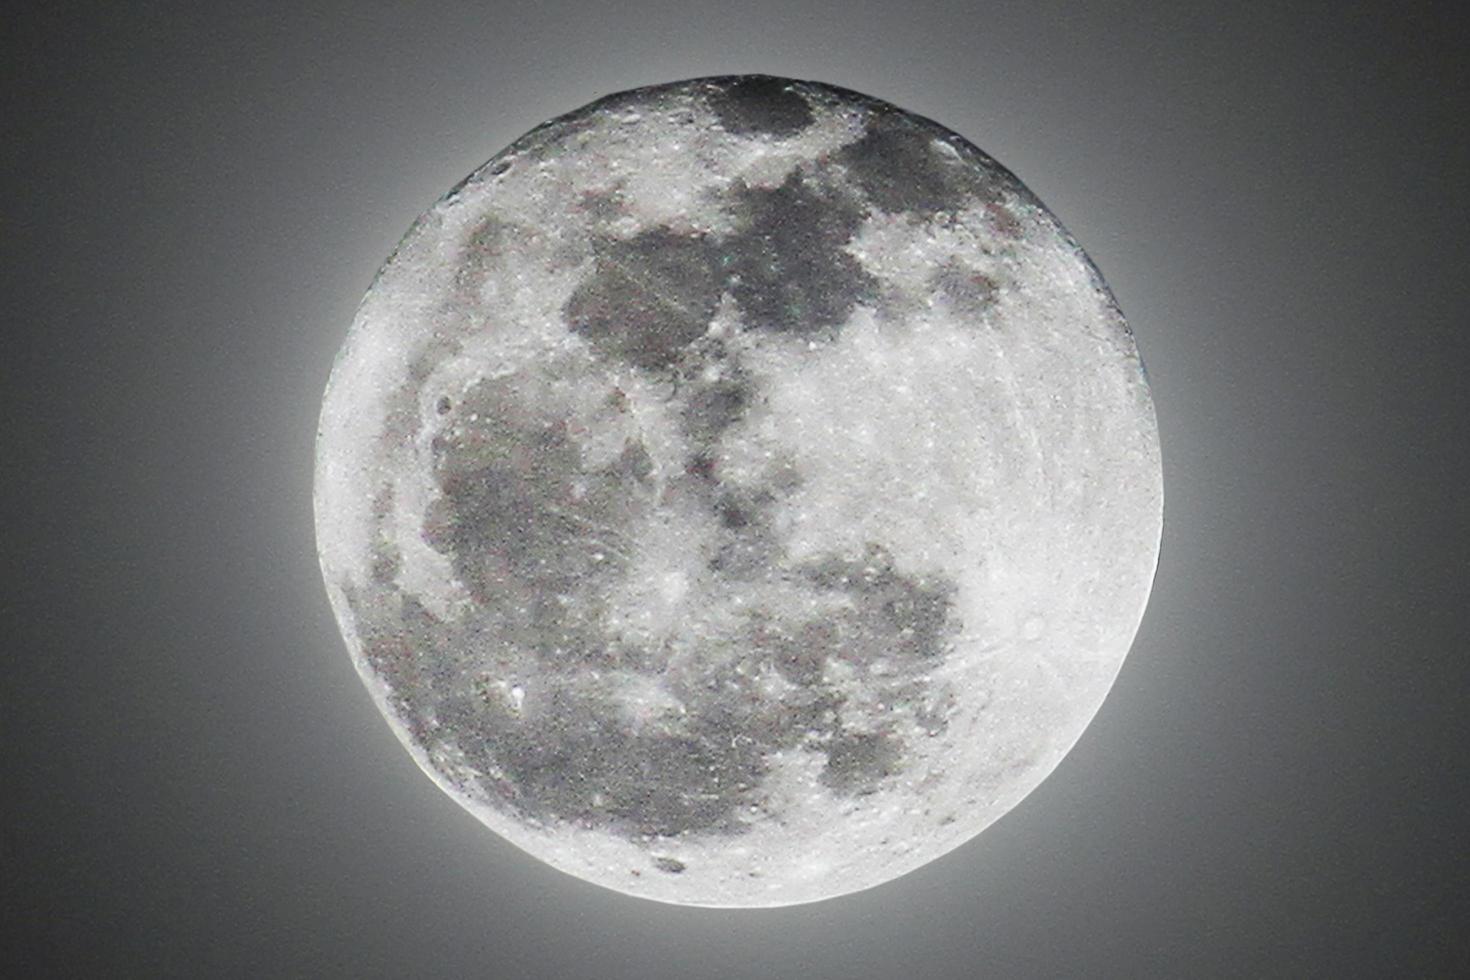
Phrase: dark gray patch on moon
[
  {"left": 932, "top": 259, "right": 1000, "bottom": 316},
  {"left": 836, "top": 113, "right": 974, "bottom": 218},
  {"left": 576, "top": 189, "right": 626, "bottom": 226},
  {"left": 368, "top": 485, "right": 401, "bottom": 586},
  {"left": 821, "top": 730, "right": 904, "bottom": 795},
  {"left": 653, "top": 856, "right": 687, "bottom": 874},
  {"left": 565, "top": 229, "right": 726, "bottom": 370},
  {"left": 804, "top": 543, "right": 961, "bottom": 665},
  {"left": 565, "top": 170, "right": 878, "bottom": 370},
  {"left": 723, "top": 171, "right": 878, "bottom": 336},
  {"left": 345, "top": 587, "right": 441, "bottom": 748},
  {"left": 681, "top": 374, "right": 752, "bottom": 444},
  {"left": 345, "top": 579, "right": 770, "bottom": 839},
  {"left": 754, "top": 618, "right": 830, "bottom": 688},
  {"left": 439, "top": 679, "right": 768, "bottom": 838},
  {"left": 706, "top": 76, "right": 815, "bottom": 138},
  {"left": 706, "top": 487, "right": 784, "bottom": 578},
  {"left": 456, "top": 216, "right": 513, "bottom": 297}
]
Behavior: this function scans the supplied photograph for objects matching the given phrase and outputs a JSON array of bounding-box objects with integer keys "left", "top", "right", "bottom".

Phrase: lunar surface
[{"left": 314, "top": 76, "right": 1162, "bottom": 907}]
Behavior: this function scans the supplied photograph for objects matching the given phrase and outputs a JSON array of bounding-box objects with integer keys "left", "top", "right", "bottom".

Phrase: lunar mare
[{"left": 314, "top": 76, "right": 1162, "bottom": 907}]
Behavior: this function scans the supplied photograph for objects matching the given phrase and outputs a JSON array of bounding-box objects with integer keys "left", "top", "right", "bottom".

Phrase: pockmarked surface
[{"left": 314, "top": 76, "right": 1162, "bottom": 906}]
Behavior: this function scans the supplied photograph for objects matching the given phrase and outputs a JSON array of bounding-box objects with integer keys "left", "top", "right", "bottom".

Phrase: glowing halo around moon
[{"left": 313, "top": 76, "right": 1162, "bottom": 907}]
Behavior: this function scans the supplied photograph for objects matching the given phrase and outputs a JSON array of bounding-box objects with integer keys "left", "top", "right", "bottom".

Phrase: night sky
[{"left": 5, "top": 2, "right": 1468, "bottom": 976}]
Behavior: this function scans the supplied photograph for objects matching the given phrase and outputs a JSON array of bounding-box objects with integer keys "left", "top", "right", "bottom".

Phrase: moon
[{"left": 314, "top": 76, "right": 1162, "bottom": 907}]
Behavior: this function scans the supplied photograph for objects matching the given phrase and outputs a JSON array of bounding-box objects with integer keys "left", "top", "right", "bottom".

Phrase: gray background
[{"left": 4, "top": 1, "right": 1467, "bottom": 976}]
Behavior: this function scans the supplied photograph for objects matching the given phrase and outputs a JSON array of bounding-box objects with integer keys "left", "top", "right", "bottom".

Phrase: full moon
[{"left": 314, "top": 76, "right": 1162, "bottom": 907}]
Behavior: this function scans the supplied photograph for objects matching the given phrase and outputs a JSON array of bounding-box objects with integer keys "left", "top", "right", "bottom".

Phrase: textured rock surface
[{"left": 314, "top": 76, "right": 1162, "bottom": 906}]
